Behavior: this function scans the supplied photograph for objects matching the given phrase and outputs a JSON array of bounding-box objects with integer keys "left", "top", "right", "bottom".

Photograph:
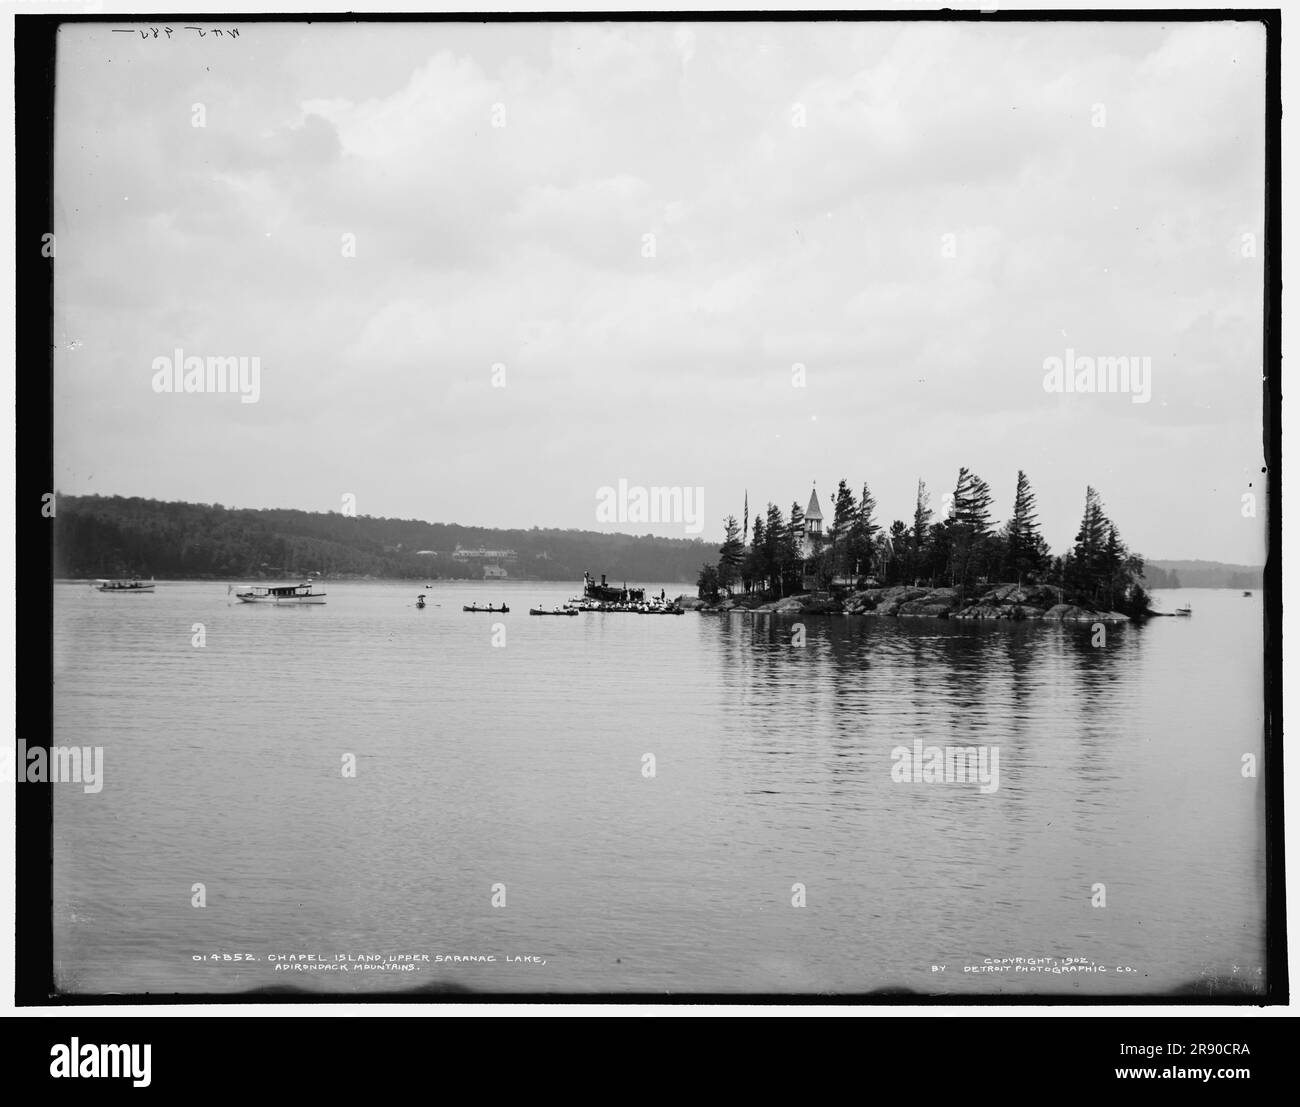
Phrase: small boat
[
  {"left": 95, "top": 577, "right": 155, "bottom": 593},
  {"left": 416, "top": 594, "right": 427, "bottom": 609},
  {"left": 463, "top": 604, "right": 509, "bottom": 613},
  {"left": 1175, "top": 604, "right": 1192, "bottom": 616},
  {"left": 234, "top": 579, "right": 326, "bottom": 605},
  {"left": 1243, "top": 591, "right": 1252, "bottom": 597},
  {"left": 530, "top": 606, "right": 579, "bottom": 616}
]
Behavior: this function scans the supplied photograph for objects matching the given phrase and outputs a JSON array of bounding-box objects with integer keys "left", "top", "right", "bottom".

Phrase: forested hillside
[
  {"left": 52, "top": 495, "right": 710, "bottom": 583},
  {"left": 1145, "top": 560, "right": 1264, "bottom": 589}
]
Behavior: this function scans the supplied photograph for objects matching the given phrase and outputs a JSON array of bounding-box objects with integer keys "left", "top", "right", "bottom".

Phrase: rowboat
[
  {"left": 530, "top": 606, "right": 579, "bottom": 616},
  {"left": 1175, "top": 604, "right": 1192, "bottom": 616},
  {"left": 463, "top": 604, "right": 509, "bottom": 613},
  {"left": 234, "top": 580, "right": 326, "bottom": 605},
  {"left": 95, "top": 578, "right": 154, "bottom": 593},
  {"left": 416, "top": 595, "right": 427, "bottom": 609}
]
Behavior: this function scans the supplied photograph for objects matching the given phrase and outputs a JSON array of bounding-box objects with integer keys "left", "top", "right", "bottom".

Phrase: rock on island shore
[{"left": 680, "top": 583, "right": 1128, "bottom": 622}]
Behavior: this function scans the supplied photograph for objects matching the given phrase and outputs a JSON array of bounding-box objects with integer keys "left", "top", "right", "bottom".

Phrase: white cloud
[{"left": 51, "top": 20, "right": 1267, "bottom": 563}]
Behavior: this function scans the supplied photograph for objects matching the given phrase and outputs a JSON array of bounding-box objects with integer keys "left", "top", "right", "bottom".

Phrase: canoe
[{"left": 463, "top": 605, "right": 509, "bottom": 613}]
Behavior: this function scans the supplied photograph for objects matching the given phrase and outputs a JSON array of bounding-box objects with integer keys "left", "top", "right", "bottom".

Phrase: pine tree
[
  {"left": 886, "top": 520, "right": 907, "bottom": 584},
  {"left": 851, "top": 482, "right": 879, "bottom": 582},
  {"left": 774, "top": 502, "right": 801, "bottom": 595},
  {"left": 1068, "top": 486, "right": 1110, "bottom": 602},
  {"left": 953, "top": 468, "right": 995, "bottom": 535},
  {"left": 830, "top": 478, "right": 857, "bottom": 581},
  {"left": 910, "top": 479, "right": 932, "bottom": 585},
  {"left": 745, "top": 515, "right": 767, "bottom": 595},
  {"left": 949, "top": 468, "right": 996, "bottom": 596},
  {"left": 787, "top": 500, "right": 805, "bottom": 593},
  {"left": 1002, "top": 470, "right": 1045, "bottom": 584},
  {"left": 1066, "top": 488, "right": 1107, "bottom": 597},
  {"left": 717, "top": 515, "right": 744, "bottom": 596},
  {"left": 1101, "top": 525, "right": 1125, "bottom": 610},
  {"left": 764, "top": 503, "right": 786, "bottom": 597}
]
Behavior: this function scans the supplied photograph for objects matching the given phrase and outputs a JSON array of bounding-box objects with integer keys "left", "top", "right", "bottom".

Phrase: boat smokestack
[{"left": 601, "top": 574, "right": 607, "bottom": 587}]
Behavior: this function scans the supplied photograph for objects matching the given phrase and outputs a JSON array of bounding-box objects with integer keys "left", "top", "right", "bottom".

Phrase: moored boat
[
  {"left": 582, "top": 570, "right": 645, "bottom": 605},
  {"left": 1175, "top": 604, "right": 1192, "bottom": 616},
  {"left": 580, "top": 572, "right": 682, "bottom": 612},
  {"left": 95, "top": 577, "right": 155, "bottom": 593},
  {"left": 235, "top": 579, "right": 326, "bottom": 605}
]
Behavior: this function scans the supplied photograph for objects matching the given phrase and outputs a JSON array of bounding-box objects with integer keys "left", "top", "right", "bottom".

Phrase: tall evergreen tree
[
  {"left": 1099, "top": 525, "right": 1130, "bottom": 611},
  {"left": 910, "top": 479, "right": 932, "bottom": 584},
  {"left": 1068, "top": 486, "right": 1110, "bottom": 601},
  {"left": 787, "top": 500, "right": 806, "bottom": 592},
  {"left": 717, "top": 515, "right": 744, "bottom": 596},
  {"left": 1002, "top": 470, "right": 1045, "bottom": 584},
  {"left": 763, "top": 503, "right": 786, "bottom": 597},
  {"left": 780, "top": 501, "right": 804, "bottom": 595},
  {"left": 952, "top": 468, "right": 995, "bottom": 534},
  {"left": 949, "top": 468, "right": 996, "bottom": 595},
  {"left": 850, "top": 482, "right": 879, "bottom": 582},
  {"left": 830, "top": 478, "right": 858, "bottom": 580},
  {"left": 745, "top": 515, "right": 767, "bottom": 595},
  {"left": 787, "top": 501, "right": 805, "bottom": 553},
  {"left": 886, "top": 520, "right": 908, "bottom": 584}
]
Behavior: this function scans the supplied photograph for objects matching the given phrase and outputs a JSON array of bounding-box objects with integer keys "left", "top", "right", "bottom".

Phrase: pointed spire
[{"left": 805, "top": 484, "right": 823, "bottom": 522}]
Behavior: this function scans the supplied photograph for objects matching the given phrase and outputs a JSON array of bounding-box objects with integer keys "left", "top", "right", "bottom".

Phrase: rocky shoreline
[{"left": 676, "top": 583, "right": 1131, "bottom": 622}]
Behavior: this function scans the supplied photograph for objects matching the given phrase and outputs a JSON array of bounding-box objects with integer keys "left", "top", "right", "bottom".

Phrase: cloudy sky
[{"left": 53, "top": 19, "right": 1267, "bottom": 563}]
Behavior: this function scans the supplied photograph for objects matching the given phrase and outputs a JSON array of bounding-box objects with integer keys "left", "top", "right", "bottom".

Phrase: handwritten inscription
[{"left": 112, "top": 27, "right": 240, "bottom": 40}]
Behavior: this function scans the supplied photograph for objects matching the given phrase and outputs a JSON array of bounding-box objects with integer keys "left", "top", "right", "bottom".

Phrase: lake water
[{"left": 50, "top": 581, "right": 1268, "bottom": 996}]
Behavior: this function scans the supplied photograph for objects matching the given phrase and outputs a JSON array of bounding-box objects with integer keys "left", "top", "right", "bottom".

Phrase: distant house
[
  {"left": 452, "top": 546, "right": 517, "bottom": 562},
  {"left": 453, "top": 544, "right": 516, "bottom": 579}
]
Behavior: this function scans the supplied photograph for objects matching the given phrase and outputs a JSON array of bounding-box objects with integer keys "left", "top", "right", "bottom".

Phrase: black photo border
[{"left": 15, "top": 6, "right": 1286, "bottom": 1009}]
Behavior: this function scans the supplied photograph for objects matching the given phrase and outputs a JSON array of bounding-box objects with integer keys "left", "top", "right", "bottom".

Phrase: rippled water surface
[{"left": 51, "top": 582, "right": 1267, "bottom": 995}]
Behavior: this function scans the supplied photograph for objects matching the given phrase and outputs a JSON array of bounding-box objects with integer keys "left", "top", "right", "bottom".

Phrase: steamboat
[{"left": 234, "top": 579, "right": 326, "bottom": 605}]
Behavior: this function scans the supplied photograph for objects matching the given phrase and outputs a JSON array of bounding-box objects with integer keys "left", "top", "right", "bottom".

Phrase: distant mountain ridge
[
  {"left": 1144, "top": 560, "right": 1264, "bottom": 589},
  {"left": 52, "top": 494, "right": 711, "bottom": 584}
]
